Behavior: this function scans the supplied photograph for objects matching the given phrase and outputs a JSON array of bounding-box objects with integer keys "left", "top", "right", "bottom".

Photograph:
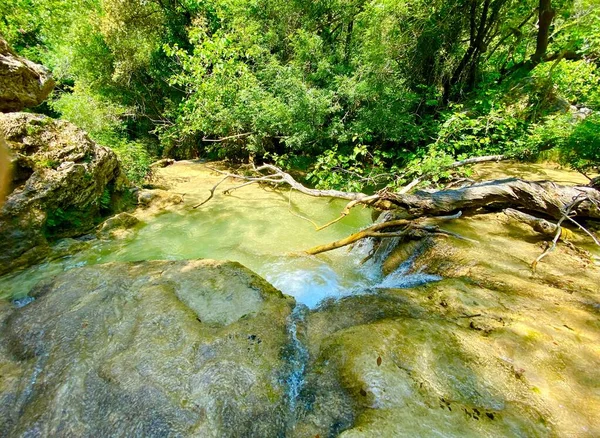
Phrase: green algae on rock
[
  {"left": 0, "top": 260, "right": 295, "bottom": 437},
  {"left": 0, "top": 112, "right": 127, "bottom": 275}
]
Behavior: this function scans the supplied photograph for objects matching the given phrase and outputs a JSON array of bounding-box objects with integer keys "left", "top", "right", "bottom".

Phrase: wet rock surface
[
  {"left": 1, "top": 161, "right": 599, "bottom": 437},
  {"left": 0, "top": 259, "right": 295, "bottom": 437},
  {"left": 294, "top": 213, "right": 600, "bottom": 437},
  {"left": 0, "top": 112, "right": 125, "bottom": 274},
  {"left": 96, "top": 212, "right": 140, "bottom": 239},
  {"left": 136, "top": 188, "right": 184, "bottom": 210},
  {"left": 0, "top": 37, "right": 55, "bottom": 113}
]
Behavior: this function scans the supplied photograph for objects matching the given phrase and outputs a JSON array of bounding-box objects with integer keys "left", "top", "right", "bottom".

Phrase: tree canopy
[{"left": 1, "top": 0, "right": 598, "bottom": 186}]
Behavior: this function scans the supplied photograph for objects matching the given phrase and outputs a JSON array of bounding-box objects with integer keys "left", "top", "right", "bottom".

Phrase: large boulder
[
  {"left": 0, "top": 112, "right": 125, "bottom": 274},
  {"left": 0, "top": 37, "right": 55, "bottom": 112},
  {"left": 0, "top": 259, "right": 296, "bottom": 437}
]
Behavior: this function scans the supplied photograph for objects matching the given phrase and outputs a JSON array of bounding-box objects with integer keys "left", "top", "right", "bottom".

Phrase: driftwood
[
  {"left": 201, "top": 163, "right": 600, "bottom": 220},
  {"left": 382, "top": 179, "right": 600, "bottom": 220},
  {"left": 198, "top": 162, "right": 600, "bottom": 266},
  {"left": 305, "top": 212, "right": 475, "bottom": 255},
  {"left": 504, "top": 208, "right": 559, "bottom": 238}
]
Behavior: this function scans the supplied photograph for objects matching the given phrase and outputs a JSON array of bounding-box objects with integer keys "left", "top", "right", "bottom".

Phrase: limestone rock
[
  {"left": 0, "top": 112, "right": 125, "bottom": 274},
  {"left": 137, "top": 188, "right": 184, "bottom": 209},
  {"left": 0, "top": 133, "right": 10, "bottom": 207},
  {"left": 0, "top": 260, "right": 295, "bottom": 437},
  {"left": 96, "top": 212, "right": 140, "bottom": 238},
  {"left": 150, "top": 158, "right": 175, "bottom": 169},
  {"left": 0, "top": 37, "right": 55, "bottom": 112},
  {"left": 295, "top": 212, "right": 600, "bottom": 437}
]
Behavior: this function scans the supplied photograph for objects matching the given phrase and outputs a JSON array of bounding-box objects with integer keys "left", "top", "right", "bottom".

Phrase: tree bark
[
  {"left": 443, "top": 0, "right": 510, "bottom": 102},
  {"left": 531, "top": 0, "right": 555, "bottom": 65},
  {"left": 383, "top": 178, "right": 600, "bottom": 220}
]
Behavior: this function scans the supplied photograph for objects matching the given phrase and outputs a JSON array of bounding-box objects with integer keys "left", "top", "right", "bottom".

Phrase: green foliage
[
  {"left": 111, "top": 139, "right": 153, "bottom": 185},
  {"left": 561, "top": 114, "right": 600, "bottom": 173},
  {"left": 99, "top": 188, "right": 112, "bottom": 211},
  {"left": 51, "top": 84, "right": 152, "bottom": 183},
  {"left": 51, "top": 84, "right": 130, "bottom": 142},
  {"left": 307, "top": 145, "right": 402, "bottom": 192},
  {"left": 531, "top": 60, "right": 600, "bottom": 109},
  {"left": 44, "top": 207, "right": 86, "bottom": 237},
  {"left": 526, "top": 113, "right": 600, "bottom": 173},
  {"left": 35, "top": 159, "right": 61, "bottom": 169},
  {"left": 2, "top": 0, "right": 599, "bottom": 192}
]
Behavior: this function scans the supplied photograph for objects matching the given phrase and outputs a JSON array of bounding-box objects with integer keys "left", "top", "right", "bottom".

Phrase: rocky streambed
[
  {"left": 0, "top": 160, "right": 599, "bottom": 437},
  {"left": 3, "top": 35, "right": 599, "bottom": 437}
]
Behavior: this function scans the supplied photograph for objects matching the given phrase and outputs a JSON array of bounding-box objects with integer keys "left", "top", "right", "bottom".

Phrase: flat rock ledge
[{"left": 0, "top": 259, "right": 295, "bottom": 437}]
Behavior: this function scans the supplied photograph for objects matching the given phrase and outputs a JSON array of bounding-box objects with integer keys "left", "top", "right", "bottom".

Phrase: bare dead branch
[
  {"left": 193, "top": 175, "right": 230, "bottom": 209},
  {"left": 564, "top": 216, "right": 600, "bottom": 246},
  {"left": 532, "top": 195, "right": 588, "bottom": 271},
  {"left": 304, "top": 214, "right": 468, "bottom": 255},
  {"left": 202, "top": 132, "right": 254, "bottom": 142},
  {"left": 286, "top": 189, "right": 320, "bottom": 229},
  {"left": 504, "top": 208, "right": 558, "bottom": 237},
  {"left": 315, "top": 194, "right": 381, "bottom": 231}
]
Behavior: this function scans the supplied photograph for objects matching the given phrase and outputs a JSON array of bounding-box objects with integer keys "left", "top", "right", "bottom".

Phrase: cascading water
[
  {"left": 265, "top": 231, "right": 442, "bottom": 428},
  {"left": 4, "top": 163, "right": 598, "bottom": 437},
  {"left": 284, "top": 305, "right": 309, "bottom": 417}
]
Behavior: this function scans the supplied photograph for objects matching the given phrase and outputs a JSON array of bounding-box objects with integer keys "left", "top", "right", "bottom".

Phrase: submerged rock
[
  {"left": 0, "top": 259, "right": 295, "bottom": 437},
  {"left": 0, "top": 37, "right": 55, "bottom": 113},
  {"left": 0, "top": 112, "right": 126, "bottom": 274},
  {"left": 137, "top": 188, "right": 184, "bottom": 209}
]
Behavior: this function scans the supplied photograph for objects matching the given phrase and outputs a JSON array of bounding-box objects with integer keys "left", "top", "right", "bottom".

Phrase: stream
[
  {"left": 0, "top": 164, "right": 445, "bottom": 435},
  {"left": 0, "top": 169, "right": 437, "bottom": 307},
  {"left": 2, "top": 162, "right": 599, "bottom": 437}
]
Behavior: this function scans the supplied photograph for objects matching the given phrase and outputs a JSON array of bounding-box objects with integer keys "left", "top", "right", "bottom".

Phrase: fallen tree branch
[
  {"left": 564, "top": 215, "right": 600, "bottom": 246},
  {"left": 287, "top": 188, "right": 320, "bottom": 229},
  {"left": 304, "top": 214, "right": 469, "bottom": 255},
  {"left": 197, "top": 164, "right": 600, "bottom": 237},
  {"left": 383, "top": 178, "right": 600, "bottom": 220},
  {"left": 195, "top": 164, "right": 383, "bottom": 229},
  {"left": 532, "top": 195, "right": 589, "bottom": 271},
  {"left": 504, "top": 208, "right": 559, "bottom": 238},
  {"left": 192, "top": 162, "right": 599, "bottom": 264},
  {"left": 315, "top": 194, "right": 380, "bottom": 231},
  {"left": 193, "top": 175, "right": 229, "bottom": 208}
]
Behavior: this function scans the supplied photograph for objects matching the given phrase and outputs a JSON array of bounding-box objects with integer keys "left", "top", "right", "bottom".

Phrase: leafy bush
[
  {"left": 52, "top": 85, "right": 152, "bottom": 184},
  {"left": 554, "top": 114, "right": 600, "bottom": 173}
]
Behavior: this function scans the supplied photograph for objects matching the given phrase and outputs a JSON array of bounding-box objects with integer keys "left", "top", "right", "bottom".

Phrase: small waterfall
[
  {"left": 13, "top": 296, "right": 35, "bottom": 308},
  {"left": 284, "top": 304, "right": 309, "bottom": 415},
  {"left": 354, "top": 230, "right": 442, "bottom": 290},
  {"left": 374, "top": 264, "right": 441, "bottom": 289}
]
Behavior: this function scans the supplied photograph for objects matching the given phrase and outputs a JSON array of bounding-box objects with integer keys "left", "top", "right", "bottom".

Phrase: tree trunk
[
  {"left": 531, "top": 0, "right": 555, "bottom": 65},
  {"left": 383, "top": 178, "right": 600, "bottom": 220}
]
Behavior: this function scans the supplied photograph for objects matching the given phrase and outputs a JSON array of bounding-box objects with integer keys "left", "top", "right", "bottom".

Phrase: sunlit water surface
[{"left": 0, "top": 179, "right": 436, "bottom": 308}]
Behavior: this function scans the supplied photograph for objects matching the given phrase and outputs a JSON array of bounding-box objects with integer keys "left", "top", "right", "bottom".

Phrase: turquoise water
[{"left": 1, "top": 183, "right": 385, "bottom": 308}]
